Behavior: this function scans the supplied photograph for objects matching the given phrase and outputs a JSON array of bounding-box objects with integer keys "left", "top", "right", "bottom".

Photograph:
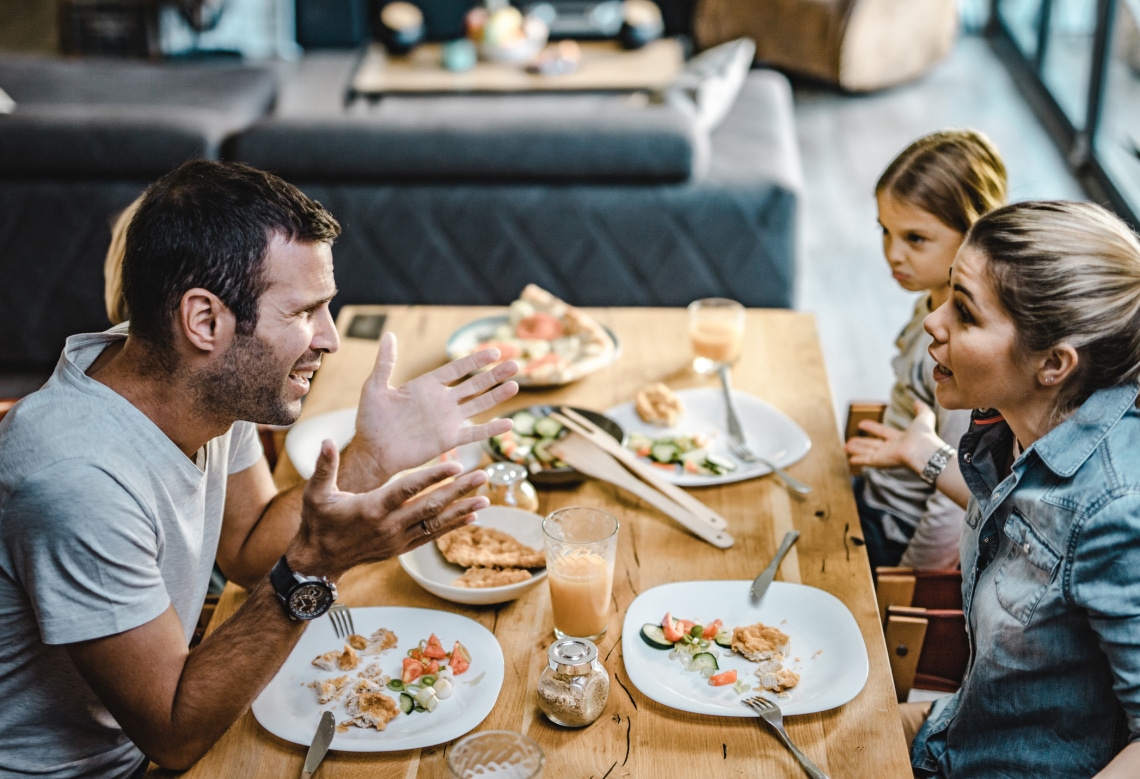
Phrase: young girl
[
  {"left": 909, "top": 200, "right": 1140, "bottom": 776},
  {"left": 845, "top": 130, "right": 1007, "bottom": 569}
]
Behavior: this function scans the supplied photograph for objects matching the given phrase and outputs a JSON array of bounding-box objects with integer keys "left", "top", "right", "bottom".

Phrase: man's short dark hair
[{"left": 121, "top": 160, "right": 341, "bottom": 359}]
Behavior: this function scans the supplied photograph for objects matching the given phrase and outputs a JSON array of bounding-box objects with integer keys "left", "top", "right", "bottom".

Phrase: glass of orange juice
[
  {"left": 542, "top": 507, "right": 619, "bottom": 641},
  {"left": 687, "top": 298, "right": 745, "bottom": 374}
]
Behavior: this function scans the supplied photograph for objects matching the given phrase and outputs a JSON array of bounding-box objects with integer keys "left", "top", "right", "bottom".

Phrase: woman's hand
[
  {"left": 342, "top": 331, "right": 520, "bottom": 487},
  {"left": 845, "top": 400, "right": 946, "bottom": 475}
]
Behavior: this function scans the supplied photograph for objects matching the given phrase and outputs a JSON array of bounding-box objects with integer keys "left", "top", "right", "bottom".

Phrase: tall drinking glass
[
  {"left": 542, "top": 507, "right": 619, "bottom": 641},
  {"left": 447, "top": 730, "right": 545, "bottom": 778},
  {"left": 688, "top": 297, "right": 745, "bottom": 375}
]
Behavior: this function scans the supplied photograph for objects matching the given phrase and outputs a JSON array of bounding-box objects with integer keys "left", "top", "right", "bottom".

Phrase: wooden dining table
[{"left": 159, "top": 304, "right": 912, "bottom": 778}]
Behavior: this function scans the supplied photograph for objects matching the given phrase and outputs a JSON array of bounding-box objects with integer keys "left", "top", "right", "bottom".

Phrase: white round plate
[
  {"left": 252, "top": 607, "right": 504, "bottom": 752},
  {"left": 399, "top": 506, "right": 547, "bottom": 606},
  {"left": 621, "top": 581, "right": 868, "bottom": 717},
  {"left": 605, "top": 387, "right": 811, "bottom": 487},
  {"left": 284, "top": 408, "right": 483, "bottom": 479},
  {"left": 445, "top": 314, "right": 620, "bottom": 388}
]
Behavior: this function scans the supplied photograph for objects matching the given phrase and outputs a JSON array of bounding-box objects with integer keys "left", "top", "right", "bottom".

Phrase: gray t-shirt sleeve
[
  {"left": 228, "top": 420, "right": 265, "bottom": 475},
  {"left": 3, "top": 462, "right": 170, "bottom": 646}
]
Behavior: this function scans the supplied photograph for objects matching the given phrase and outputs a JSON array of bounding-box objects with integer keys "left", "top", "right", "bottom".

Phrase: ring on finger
[{"left": 421, "top": 520, "right": 433, "bottom": 538}]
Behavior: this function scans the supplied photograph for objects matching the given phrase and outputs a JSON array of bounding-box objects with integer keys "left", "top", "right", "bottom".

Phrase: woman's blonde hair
[
  {"left": 104, "top": 195, "right": 143, "bottom": 326},
  {"left": 877, "top": 129, "right": 1008, "bottom": 234},
  {"left": 966, "top": 200, "right": 1140, "bottom": 411}
]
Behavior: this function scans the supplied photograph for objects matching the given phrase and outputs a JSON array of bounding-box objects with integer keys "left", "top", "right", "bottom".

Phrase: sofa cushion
[
  {"left": 0, "top": 56, "right": 278, "bottom": 176},
  {"left": 232, "top": 94, "right": 703, "bottom": 183},
  {"left": 658, "top": 37, "right": 756, "bottom": 132}
]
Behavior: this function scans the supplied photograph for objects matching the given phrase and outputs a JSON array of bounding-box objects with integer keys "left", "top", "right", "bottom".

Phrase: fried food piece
[
  {"left": 756, "top": 666, "right": 800, "bottom": 693},
  {"left": 308, "top": 675, "right": 352, "bottom": 704},
  {"left": 635, "top": 382, "right": 684, "bottom": 426},
  {"left": 436, "top": 525, "right": 544, "bottom": 569},
  {"left": 343, "top": 690, "right": 400, "bottom": 731},
  {"left": 452, "top": 567, "right": 533, "bottom": 588},
  {"left": 311, "top": 650, "right": 340, "bottom": 672},
  {"left": 731, "top": 622, "right": 791, "bottom": 662},
  {"left": 347, "top": 634, "right": 369, "bottom": 650},
  {"left": 360, "top": 627, "right": 399, "bottom": 656},
  {"left": 337, "top": 644, "right": 360, "bottom": 671}
]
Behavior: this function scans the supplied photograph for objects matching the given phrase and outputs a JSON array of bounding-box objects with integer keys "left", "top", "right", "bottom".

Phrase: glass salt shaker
[
  {"left": 477, "top": 462, "right": 540, "bottom": 513},
  {"left": 536, "top": 638, "right": 610, "bottom": 727}
]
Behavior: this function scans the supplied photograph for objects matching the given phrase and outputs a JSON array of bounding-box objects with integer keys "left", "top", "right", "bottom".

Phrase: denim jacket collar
[{"left": 1031, "top": 381, "right": 1138, "bottom": 477}]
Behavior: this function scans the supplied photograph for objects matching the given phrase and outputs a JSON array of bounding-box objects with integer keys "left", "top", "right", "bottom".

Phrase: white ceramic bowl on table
[{"left": 399, "top": 506, "right": 548, "bottom": 606}]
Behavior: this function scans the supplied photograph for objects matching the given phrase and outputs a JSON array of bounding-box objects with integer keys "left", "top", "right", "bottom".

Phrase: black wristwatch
[{"left": 269, "top": 555, "right": 337, "bottom": 621}]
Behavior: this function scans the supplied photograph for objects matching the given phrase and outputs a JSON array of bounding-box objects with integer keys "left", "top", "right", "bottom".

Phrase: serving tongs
[{"left": 548, "top": 410, "right": 734, "bottom": 549}]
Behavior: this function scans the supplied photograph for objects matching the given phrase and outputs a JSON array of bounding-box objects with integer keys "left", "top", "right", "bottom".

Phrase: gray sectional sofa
[{"left": 0, "top": 50, "right": 801, "bottom": 377}]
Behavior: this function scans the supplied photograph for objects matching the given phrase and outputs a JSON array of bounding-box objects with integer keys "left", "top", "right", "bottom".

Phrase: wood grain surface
[{"left": 152, "top": 305, "right": 911, "bottom": 778}]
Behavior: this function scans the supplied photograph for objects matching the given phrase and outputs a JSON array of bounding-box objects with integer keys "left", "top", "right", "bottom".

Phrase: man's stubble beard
[{"left": 190, "top": 331, "right": 303, "bottom": 427}]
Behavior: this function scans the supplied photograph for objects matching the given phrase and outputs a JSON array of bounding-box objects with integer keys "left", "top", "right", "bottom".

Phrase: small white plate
[
  {"left": 399, "top": 506, "right": 548, "bottom": 606},
  {"left": 252, "top": 607, "right": 504, "bottom": 751},
  {"left": 445, "top": 314, "right": 620, "bottom": 388},
  {"left": 621, "top": 580, "right": 868, "bottom": 717},
  {"left": 284, "top": 408, "right": 484, "bottom": 479},
  {"left": 605, "top": 388, "right": 811, "bottom": 487}
]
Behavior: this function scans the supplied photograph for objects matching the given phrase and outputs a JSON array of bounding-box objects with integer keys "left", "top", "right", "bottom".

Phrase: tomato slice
[
  {"left": 450, "top": 641, "right": 471, "bottom": 675},
  {"left": 701, "top": 619, "right": 723, "bottom": 640},
  {"left": 661, "top": 612, "right": 685, "bottom": 643},
  {"left": 515, "top": 312, "right": 564, "bottom": 340},
  {"left": 708, "top": 669, "right": 737, "bottom": 686},
  {"left": 423, "top": 633, "right": 448, "bottom": 660},
  {"left": 402, "top": 656, "right": 425, "bottom": 685}
]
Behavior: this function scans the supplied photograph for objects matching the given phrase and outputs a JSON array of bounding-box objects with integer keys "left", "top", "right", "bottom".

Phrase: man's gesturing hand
[
  {"left": 288, "top": 439, "right": 489, "bottom": 579},
  {"left": 347, "top": 331, "right": 520, "bottom": 486}
]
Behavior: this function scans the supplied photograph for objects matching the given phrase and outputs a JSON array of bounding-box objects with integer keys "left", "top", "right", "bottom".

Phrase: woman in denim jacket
[{"left": 910, "top": 201, "right": 1140, "bottom": 777}]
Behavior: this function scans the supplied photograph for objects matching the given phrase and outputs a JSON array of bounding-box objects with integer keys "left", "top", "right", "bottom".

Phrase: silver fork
[
  {"left": 717, "top": 363, "right": 812, "bottom": 495},
  {"left": 329, "top": 603, "right": 355, "bottom": 640},
  {"left": 742, "top": 696, "right": 830, "bottom": 779}
]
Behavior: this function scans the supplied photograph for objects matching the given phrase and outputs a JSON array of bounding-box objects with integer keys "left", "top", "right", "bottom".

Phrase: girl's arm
[
  {"left": 844, "top": 400, "right": 971, "bottom": 509},
  {"left": 1095, "top": 742, "right": 1140, "bottom": 777}
]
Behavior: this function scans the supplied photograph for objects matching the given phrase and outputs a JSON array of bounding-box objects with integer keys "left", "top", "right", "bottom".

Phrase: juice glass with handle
[
  {"left": 542, "top": 507, "right": 620, "bottom": 641},
  {"left": 688, "top": 297, "right": 745, "bottom": 375}
]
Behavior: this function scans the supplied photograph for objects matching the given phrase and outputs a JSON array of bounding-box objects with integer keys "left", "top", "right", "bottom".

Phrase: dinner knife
[
  {"left": 750, "top": 530, "right": 800, "bottom": 604},
  {"left": 300, "top": 710, "right": 335, "bottom": 779}
]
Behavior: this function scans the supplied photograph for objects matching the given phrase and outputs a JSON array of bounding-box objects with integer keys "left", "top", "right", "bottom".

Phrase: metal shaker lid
[
  {"left": 485, "top": 461, "right": 529, "bottom": 484},
  {"left": 548, "top": 638, "right": 598, "bottom": 674}
]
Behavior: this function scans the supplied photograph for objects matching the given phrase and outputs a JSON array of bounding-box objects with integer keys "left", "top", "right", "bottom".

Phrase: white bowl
[{"left": 399, "top": 506, "right": 547, "bottom": 605}]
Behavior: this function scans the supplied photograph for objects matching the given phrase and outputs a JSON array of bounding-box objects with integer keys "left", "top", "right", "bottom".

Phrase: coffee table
[
  {"left": 161, "top": 304, "right": 912, "bottom": 778},
  {"left": 348, "top": 38, "right": 684, "bottom": 99}
]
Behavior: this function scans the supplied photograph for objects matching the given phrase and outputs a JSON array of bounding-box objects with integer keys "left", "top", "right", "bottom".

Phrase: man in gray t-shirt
[{"left": 0, "top": 161, "right": 519, "bottom": 777}]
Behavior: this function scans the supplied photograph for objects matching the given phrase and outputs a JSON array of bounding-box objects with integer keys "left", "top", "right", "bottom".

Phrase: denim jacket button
[{"left": 963, "top": 452, "right": 973, "bottom": 463}]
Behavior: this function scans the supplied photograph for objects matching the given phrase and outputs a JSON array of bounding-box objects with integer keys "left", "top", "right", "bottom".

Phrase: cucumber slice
[
  {"left": 714, "top": 630, "right": 733, "bottom": 648},
  {"left": 511, "top": 410, "right": 538, "bottom": 436},
  {"left": 706, "top": 453, "right": 736, "bottom": 473},
  {"left": 640, "top": 623, "right": 674, "bottom": 650},
  {"left": 533, "top": 438, "right": 557, "bottom": 463},
  {"left": 688, "top": 652, "right": 719, "bottom": 673},
  {"left": 650, "top": 442, "right": 681, "bottom": 463},
  {"left": 399, "top": 692, "right": 415, "bottom": 715},
  {"left": 534, "top": 416, "right": 563, "bottom": 439}
]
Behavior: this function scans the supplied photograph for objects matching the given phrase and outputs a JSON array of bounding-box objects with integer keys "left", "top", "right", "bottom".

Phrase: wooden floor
[{"left": 792, "top": 33, "right": 1084, "bottom": 427}]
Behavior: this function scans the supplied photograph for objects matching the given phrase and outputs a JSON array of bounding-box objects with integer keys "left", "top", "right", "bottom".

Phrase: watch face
[{"left": 289, "top": 582, "right": 334, "bottom": 620}]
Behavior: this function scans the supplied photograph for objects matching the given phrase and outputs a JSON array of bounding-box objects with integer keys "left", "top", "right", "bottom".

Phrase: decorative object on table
[
  {"left": 284, "top": 408, "right": 484, "bottom": 480},
  {"left": 441, "top": 37, "right": 478, "bottom": 72},
  {"left": 606, "top": 388, "right": 811, "bottom": 488},
  {"left": 525, "top": 39, "right": 582, "bottom": 75},
  {"left": 485, "top": 405, "right": 624, "bottom": 485},
  {"left": 655, "top": 37, "right": 755, "bottom": 132},
  {"left": 466, "top": 1, "right": 549, "bottom": 64},
  {"left": 476, "top": 462, "right": 540, "bottom": 513},
  {"left": 542, "top": 507, "right": 619, "bottom": 641},
  {"left": 521, "top": 0, "right": 623, "bottom": 39},
  {"left": 750, "top": 530, "right": 800, "bottom": 603},
  {"left": 622, "top": 581, "right": 869, "bottom": 717},
  {"left": 688, "top": 297, "right": 745, "bottom": 375},
  {"left": 252, "top": 607, "right": 505, "bottom": 751},
  {"left": 377, "top": 1, "right": 425, "bottom": 55},
  {"left": 618, "top": 0, "right": 664, "bottom": 49},
  {"left": 447, "top": 730, "right": 545, "bottom": 778},
  {"left": 398, "top": 506, "right": 548, "bottom": 605},
  {"left": 537, "top": 637, "right": 610, "bottom": 727},
  {"left": 446, "top": 284, "right": 620, "bottom": 387}
]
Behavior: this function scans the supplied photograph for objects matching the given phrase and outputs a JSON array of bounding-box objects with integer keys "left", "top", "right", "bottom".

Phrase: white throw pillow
[{"left": 661, "top": 37, "right": 755, "bottom": 133}]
